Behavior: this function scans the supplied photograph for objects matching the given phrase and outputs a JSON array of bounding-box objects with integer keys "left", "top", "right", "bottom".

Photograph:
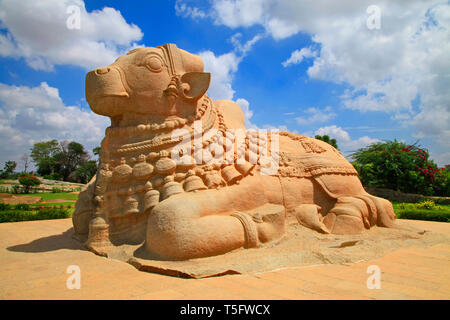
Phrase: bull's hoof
[{"left": 294, "top": 204, "right": 330, "bottom": 234}]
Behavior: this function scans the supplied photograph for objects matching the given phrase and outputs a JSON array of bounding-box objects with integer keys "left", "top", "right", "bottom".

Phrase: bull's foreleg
[
  {"left": 146, "top": 194, "right": 247, "bottom": 260},
  {"left": 145, "top": 175, "right": 285, "bottom": 260}
]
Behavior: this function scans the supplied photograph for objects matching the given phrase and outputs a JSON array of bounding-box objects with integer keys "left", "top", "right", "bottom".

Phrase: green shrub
[
  {"left": 18, "top": 175, "right": 41, "bottom": 194},
  {"left": 0, "top": 208, "right": 71, "bottom": 223},
  {"left": 43, "top": 173, "right": 62, "bottom": 181},
  {"left": 396, "top": 210, "right": 450, "bottom": 222},
  {"left": 0, "top": 203, "right": 11, "bottom": 211},
  {"left": 418, "top": 197, "right": 450, "bottom": 205},
  {"left": 351, "top": 140, "right": 449, "bottom": 196},
  {"left": 416, "top": 200, "right": 435, "bottom": 210},
  {"left": 14, "top": 203, "right": 32, "bottom": 211},
  {"left": 35, "top": 208, "right": 71, "bottom": 220}
]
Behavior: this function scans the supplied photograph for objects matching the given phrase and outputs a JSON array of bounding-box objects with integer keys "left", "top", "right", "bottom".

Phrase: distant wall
[{"left": 364, "top": 186, "right": 450, "bottom": 204}]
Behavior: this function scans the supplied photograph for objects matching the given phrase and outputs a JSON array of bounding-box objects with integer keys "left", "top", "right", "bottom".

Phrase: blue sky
[{"left": 0, "top": 0, "right": 449, "bottom": 170}]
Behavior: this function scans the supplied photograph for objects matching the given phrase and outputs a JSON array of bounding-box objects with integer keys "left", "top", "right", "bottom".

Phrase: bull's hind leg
[
  {"left": 361, "top": 193, "right": 396, "bottom": 228},
  {"left": 314, "top": 175, "right": 396, "bottom": 234},
  {"left": 322, "top": 194, "right": 396, "bottom": 234}
]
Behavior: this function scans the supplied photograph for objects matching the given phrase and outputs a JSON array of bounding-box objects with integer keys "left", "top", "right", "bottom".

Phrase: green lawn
[{"left": 22, "top": 192, "right": 79, "bottom": 201}]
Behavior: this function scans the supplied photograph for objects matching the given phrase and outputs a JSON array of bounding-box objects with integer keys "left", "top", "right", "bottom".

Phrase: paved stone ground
[{"left": 0, "top": 218, "right": 449, "bottom": 300}]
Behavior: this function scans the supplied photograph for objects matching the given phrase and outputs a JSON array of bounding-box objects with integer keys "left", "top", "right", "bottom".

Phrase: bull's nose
[
  {"left": 95, "top": 66, "right": 111, "bottom": 75},
  {"left": 86, "top": 65, "right": 129, "bottom": 116}
]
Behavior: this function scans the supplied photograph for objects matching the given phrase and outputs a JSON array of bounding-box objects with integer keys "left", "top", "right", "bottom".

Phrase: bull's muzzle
[
  {"left": 86, "top": 65, "right": 129, "bottom": 116},
  {"left": 86, "top": 66, "right": 129, "bottom": 114}
]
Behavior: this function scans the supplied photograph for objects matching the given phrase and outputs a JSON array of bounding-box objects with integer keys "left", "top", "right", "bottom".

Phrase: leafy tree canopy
[
  {"left": 30, "top": 140, "right": 97, "bottom": 183},
  {"left": 0, "top": 160, "right": 17, "bottom": 179}
]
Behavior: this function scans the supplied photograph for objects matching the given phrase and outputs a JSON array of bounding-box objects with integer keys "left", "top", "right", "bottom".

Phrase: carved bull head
[{"left": 85, "top": 44, "right": 211, "bottom": 122}]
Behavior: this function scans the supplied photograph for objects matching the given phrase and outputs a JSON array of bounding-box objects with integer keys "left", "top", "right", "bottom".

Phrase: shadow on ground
[{"left": 7, "top": 227, "right": 86, "bottom": 253}]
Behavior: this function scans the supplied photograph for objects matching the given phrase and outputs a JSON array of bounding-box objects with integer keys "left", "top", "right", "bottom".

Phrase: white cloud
[
  {"left": 266, "top": 17, "right": 301, "bottom": 40},
  {"left": 0, "top": 0, "right": 143, "bottom": 71},
  {"left": 411, "top": 104, "right": 450, "bottom": 149},
  {"left": 430, "top": 151, "right": 450, "bottom": 168},
  {"left": 314, "top": 125, "right": 380, "bottom": 155},
  {"left": 230, "top": 33, "right": 264, "bottom": 56},
  {"left": 199, "top": 50, "right": 240, "bottom": 101},
  {"left": 235, "top": 98, "right": 253, "bottom": 127},
  {"left": 181, "top": 0, "right": 450, "bottom": 164},
  {"left": 211, "top": 0, "right": 267, "bottom": 28},
  {"left": 175, "top": 0, "right": 208, "bottom": 19},
  {"left": 199, "top": 32, "right": 264, "bottom": 127},
  {"left": 282, "top": 47, "right": 317, "bottom": 67},
  {"left": 295, "top": 106, "right": 336, "bottom": 125},
  {"left": 0, "top": 82, "right": 109, "bottom": 166},
  {"left": 198, "top": 29, "right": 264, "bottom": 101},
  {"left": 196, "top": 51, "right": 259, "bottom": 129}
]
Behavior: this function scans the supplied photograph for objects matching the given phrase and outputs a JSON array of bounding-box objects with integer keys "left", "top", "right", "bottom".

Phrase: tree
[
  {"left": 21, "top": 154, "right": 30, "bottom": 173},
  {"left": 71, "top": 160, "right": 98, "bottom": 183},
  {"left": 93, "top": 146, "right": 101, "bottom": 157},
  {"left": 351, "top": 140, "right": 449, "bottom": 196},
  {"left": 30, "top": 140, "right": 59, "bottom": 176},
  {"left": 0, "top": 161, "right": 17, "bottom": 179},
  {"left": 54, "top": 141, "right": 89, "bottom": 181},
  {"left": 93, "top": 146, "right": 101, "bottom": 165},
  {"left": 18, "top": 174, "right": 41, "bottom": 194},
  {"left": 30, "top": 139, "right": 95, "bottom": 182},
  {"left": 315, "top": 135, "right": 339, "bottom": 150}
]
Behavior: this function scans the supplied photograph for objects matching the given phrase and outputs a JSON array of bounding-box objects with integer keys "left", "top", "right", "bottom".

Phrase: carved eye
[{"left": 146, "top": 56, "right": 163, "bottom": 72}]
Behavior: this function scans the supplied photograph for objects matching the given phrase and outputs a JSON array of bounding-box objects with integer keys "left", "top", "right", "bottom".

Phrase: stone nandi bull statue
[{"left": 73, "top": 43, "right": 396, "bottom": 260}]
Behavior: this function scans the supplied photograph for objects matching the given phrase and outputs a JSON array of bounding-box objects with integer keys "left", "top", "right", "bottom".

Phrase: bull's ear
[{"left": 180, "top": 72, "right": 210, "bottom": 101}]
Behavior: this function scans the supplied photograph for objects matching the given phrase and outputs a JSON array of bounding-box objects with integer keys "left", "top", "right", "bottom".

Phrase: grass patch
[
  {"left": 20, "top": 192, "right": 79, "bottom": 201},
  {"left": 0, "top": 208, "right": 71, "bottom": 223},
  {"left": 393, "top": 201, "right": 450, "bottom": 222}
]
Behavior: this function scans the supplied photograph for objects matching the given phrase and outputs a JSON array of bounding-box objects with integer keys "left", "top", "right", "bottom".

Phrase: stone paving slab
[{"left": 0, "top": 218, "right": 449, "bottom": 300}]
